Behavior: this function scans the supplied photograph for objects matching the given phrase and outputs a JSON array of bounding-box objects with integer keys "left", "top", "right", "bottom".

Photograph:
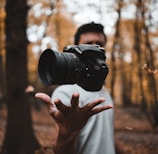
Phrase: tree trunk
[
  {"left": 110, "top": 5, "right": 121, "bottom": 100},
  {"left": 134, "top": 0, "right": 147, "bottom": 109},
  {"left": 144, "top": 23, "right": 158, "bottom": 128},
  {"left": 0, "top": 1, "right": 6, "bottom": 107},
  {"left": 2, "top": 0, "right": 40, "bottom": 153},
  {"left": 0, "top": 54, "right": 5, "bottom": 107}
]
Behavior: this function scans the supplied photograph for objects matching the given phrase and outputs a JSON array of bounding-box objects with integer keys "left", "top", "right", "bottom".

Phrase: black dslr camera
[{"left": 38, "top": 44, "right": 108, "bottom": 91}]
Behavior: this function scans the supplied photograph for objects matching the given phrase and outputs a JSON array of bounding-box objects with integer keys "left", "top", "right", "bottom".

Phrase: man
[{"left": 35, "top": 22, "right": 115, "bottom": 154}]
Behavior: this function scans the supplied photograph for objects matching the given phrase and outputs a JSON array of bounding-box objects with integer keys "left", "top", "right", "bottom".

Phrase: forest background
[{"left": 0, "top": 0, "right": 158, "bottom": 154}]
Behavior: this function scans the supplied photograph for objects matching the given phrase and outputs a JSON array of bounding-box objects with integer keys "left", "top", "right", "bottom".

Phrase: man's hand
[
  {"left": 35, "top": 92, "right": 112, "bottom": 135},
  {"left": 35, "top": 92, "right": 113, "bottom": 154}
]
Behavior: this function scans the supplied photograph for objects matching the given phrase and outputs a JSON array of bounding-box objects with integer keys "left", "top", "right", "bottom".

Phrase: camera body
[{"left": 38, "top": 44, "right": 108, "bottom": 91}]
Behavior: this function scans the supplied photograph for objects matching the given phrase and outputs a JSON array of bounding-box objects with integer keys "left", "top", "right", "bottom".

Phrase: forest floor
[{"left": 0, "top": 104, "right": 158, "bottom": 154}]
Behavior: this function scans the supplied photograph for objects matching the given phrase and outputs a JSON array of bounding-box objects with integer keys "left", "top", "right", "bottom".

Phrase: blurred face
[{"left": 78, "top": 32, "right": 106, "bottom": 47}]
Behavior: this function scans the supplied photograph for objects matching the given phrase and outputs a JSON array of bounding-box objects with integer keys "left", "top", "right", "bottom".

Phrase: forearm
[{"left": 53, "top": 132, "right": 77, "bottom": 154}]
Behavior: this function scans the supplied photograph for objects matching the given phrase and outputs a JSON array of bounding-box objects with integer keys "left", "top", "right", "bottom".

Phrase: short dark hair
[{"left": 74, "top": 22, "right": 107, "bottom": 45}]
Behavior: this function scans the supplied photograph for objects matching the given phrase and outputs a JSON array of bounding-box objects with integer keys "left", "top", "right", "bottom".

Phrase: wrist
[{"left": 53, "top": 130, "right": 78, "bottom": 154}]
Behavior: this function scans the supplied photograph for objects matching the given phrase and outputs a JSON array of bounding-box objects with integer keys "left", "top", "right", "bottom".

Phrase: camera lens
[{"left": 38, "top": 49, "right": 82, "bottom": 85}]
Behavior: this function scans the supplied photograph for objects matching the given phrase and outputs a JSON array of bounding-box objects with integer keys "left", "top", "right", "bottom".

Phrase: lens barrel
[{"left": 38, "top": 49, "right": 82, "bottom": 85}]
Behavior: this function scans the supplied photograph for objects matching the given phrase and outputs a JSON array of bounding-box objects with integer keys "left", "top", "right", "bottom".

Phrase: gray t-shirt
[{"left": 51, "top": 84, "right": 115, "bottom": 154}]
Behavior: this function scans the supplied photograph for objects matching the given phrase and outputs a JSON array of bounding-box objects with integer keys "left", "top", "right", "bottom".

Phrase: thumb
[{"left": 35, "top": 93, "right": 51, "bottom": 104}]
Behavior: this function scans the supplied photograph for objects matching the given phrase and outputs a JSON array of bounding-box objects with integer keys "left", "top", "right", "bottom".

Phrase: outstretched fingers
[
  {"left": 54, "top": 98, "right": 70, "bottom": 115},
  {"left": 84, "top": 97, "right": 113, "bottom": 116},
  {"left": 35, "top": 93, "right": 57, "bottom": 114},
  {"left": 35, "top": 93, "right": 51, "bottom": 103},
  {"left": 71, "top": 93, "right": 80, "bottom": 110},
  {"left": 85, "top": 97, "right": 105, "bottom": 110},
  {"left": 91, "top": 105, "right": 113, "bottom": 116}
]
